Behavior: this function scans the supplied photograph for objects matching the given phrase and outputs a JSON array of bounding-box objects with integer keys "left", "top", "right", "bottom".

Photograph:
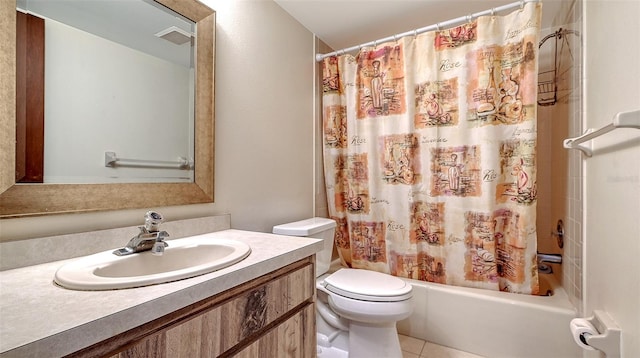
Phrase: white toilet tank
[{"left": 273, "top": 217, "right": 336, "bottom": 277}]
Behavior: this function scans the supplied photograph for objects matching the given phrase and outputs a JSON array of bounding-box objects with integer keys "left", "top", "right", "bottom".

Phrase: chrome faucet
[
  {"left": 537, "top": 252, "right": 562, "bottom": 274},
  {"left": 113, "top": 211, "right": 169, "bottom": 256}
]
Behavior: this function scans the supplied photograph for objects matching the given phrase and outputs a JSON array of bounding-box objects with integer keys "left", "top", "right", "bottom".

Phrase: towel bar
[
  {"left": 104, "top": 151, "right": 193, "bottom": 170},
  {"left": 563, "top": 110, "right": 640, "bottom": 157}
]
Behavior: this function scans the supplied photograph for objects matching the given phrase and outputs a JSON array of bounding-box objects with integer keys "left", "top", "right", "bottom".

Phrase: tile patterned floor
[{"left": 399, "top": 334, "right": 485, "bottom": 358}]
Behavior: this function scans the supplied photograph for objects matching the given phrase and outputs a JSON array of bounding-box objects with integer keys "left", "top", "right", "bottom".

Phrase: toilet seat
[{"left": 322, "top": 268, "right": 412, "bottom": 302}]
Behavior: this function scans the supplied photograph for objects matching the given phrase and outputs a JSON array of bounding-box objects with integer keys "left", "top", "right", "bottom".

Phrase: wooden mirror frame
[{"left": 0, "top": 0, "right": 215, "bottom": 218}]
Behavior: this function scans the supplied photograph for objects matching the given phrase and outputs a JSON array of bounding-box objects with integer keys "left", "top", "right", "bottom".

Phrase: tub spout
[{"left": 538, "top": 252, "right": 562, "bottom": 264}]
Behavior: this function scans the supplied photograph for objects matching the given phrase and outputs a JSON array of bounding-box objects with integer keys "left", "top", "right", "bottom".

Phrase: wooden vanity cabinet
[{"left": 66, "top": 257, "right": 316, "bottom": 358}]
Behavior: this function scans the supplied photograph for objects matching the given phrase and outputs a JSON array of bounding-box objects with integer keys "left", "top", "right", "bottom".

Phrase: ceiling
[
  {"left": 16, "top": 0, "right": 194, "bottom": 67},
  {"left": 274, "top": 0, "right": 564, "bottom": 53},
  {"left": 17, "top": 0, "right": 563, "bottom": 65}
]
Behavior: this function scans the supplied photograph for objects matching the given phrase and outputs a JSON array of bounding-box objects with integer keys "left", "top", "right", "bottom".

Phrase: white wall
[
  {"left": 583, "top": 1, "right": 640, "bottom": 356},
  {"left": 1, "top": 0, "right": 316, "bottom": 240}
]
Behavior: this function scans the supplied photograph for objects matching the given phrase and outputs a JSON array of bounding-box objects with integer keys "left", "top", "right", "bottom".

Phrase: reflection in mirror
[
  {"left": 16, "top": 0, "right": 196, "bottom": 184},
  {"left": 0, "top": 0, "right": 215, "bottom": 219}
]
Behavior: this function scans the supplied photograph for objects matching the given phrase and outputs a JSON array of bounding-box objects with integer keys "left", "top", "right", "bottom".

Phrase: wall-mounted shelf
[{"left": 563, "top": 110, "right": 640, "bottom": 157}]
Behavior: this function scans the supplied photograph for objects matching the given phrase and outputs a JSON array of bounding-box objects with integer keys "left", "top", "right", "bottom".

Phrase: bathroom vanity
[
  {"left": 0, "top": 228, "right": 322, "bottom": 357},
  {"left": 71, "top": 257, "right": 315, "bottom": 357}
]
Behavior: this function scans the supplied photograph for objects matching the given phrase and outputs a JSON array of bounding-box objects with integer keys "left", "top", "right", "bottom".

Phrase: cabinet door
[{"left": 233, "top": 303, "right": 315, "bottom": 358}]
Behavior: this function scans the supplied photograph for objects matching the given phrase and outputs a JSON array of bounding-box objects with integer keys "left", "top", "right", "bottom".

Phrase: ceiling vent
[{"left": 155, "top": 26, "right": 193, "bottom": 45}]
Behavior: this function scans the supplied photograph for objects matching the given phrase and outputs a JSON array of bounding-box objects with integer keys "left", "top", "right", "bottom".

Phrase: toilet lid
[{"left": 323, "top": 269, "right": 412, "bottom": 302}]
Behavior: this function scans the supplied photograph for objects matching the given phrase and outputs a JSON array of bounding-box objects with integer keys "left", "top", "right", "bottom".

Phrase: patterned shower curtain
[{"left": 322, "top": 3, "right": 542, "bottom": 294}]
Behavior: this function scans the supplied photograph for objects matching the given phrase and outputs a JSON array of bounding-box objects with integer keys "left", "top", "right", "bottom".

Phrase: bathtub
[{"left": 396, "top": 273, "right": 582, "bottom": 358}]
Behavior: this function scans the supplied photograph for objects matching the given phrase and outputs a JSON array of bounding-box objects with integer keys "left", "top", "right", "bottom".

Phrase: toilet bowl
[
  {"left": 273, "top": 218, "right": 414, "bottom": 358},
  {"left": 318, "top": 268, "right": 413, "bottom": 357}
]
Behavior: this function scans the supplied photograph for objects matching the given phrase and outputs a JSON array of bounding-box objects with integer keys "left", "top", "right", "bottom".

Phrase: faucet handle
[
  {"left": 152, "top": 231, "right": 170, "bottom": 256},
  {"left": 156, "top": 231, "right": 170, "bottom": 241},
  {"left": 144, "top": 211, "right": 164, "bottom": 232}
]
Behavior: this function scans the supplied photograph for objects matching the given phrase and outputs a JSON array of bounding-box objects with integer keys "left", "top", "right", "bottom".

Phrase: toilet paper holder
[{"left": 570, "top": 310, "right": 621, "bottom": 357}]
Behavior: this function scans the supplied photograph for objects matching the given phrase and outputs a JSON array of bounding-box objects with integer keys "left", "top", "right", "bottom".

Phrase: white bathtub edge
[{"left": 397, "top": 274, "right": 582, "bottom": 358}]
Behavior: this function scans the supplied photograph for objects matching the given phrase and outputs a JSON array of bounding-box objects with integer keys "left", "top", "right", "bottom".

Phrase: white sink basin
[{"left": 54, "top": 236, "right": 251, "bottom": 290}]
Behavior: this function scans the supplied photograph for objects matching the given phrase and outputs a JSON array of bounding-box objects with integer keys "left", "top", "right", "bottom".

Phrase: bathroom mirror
[
  {"left": 16, "top": 0, "right": 196, "bottom": 185},
  {"left": 0, "top": 0, "right": 215, "bottom": 218}
]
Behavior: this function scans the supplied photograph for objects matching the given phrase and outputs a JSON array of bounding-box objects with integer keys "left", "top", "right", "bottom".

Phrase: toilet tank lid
[{"left": 273, "top": 217, "right": 336, "bottom": 236}]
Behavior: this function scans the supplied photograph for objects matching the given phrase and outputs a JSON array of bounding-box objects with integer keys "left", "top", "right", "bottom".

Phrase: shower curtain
[{"left": 322, "top": 3, "right": 542, "bottom": 294}]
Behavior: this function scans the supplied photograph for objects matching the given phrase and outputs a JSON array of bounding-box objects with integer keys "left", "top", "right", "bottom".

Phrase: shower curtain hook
[
  {"left": 491, "top": 8, "right": 496, "bottom": 18},
  {"left": 520, "top": 0, "right": 525, "bottom": 11},
  {"left": 436, "top": 23, "right": 441, "bottom": 32},
  {"left": 467, "top": 15, "right": 473, "bottom": 24},
  {"left": 414, "top": 29, "right": 418, "bottom": 38},
  {"left": 373, "top": 39, "right": 377, "bottom": 48},
  {"left": 393, "top": 34, "right": 397, "bottom": 43}
]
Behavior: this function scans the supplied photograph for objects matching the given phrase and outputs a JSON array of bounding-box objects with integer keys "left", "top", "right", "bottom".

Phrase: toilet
[{"left": 273, "top": 218, "right": 413, "bottom": 358}]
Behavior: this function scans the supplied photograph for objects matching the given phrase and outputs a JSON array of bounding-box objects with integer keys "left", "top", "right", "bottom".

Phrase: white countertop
[{"left": 0, "top": 229, "right": 322, "bottom": 357}]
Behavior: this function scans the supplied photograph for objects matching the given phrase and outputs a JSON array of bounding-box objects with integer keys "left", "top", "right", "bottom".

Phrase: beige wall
[
  {"left": 202, "top": 0, "right": 316, "bottom": 232},
  {"left": 315, "top": 39, "right": 332, "bottom": 219},
  {"left": 533, "top": 0, "right": 586, "bottom": 316},
  {"left": 536, "top": 20, "right": 574, "bottom": 288},
  {"left": 583, "top": 1, "right": 640, "bottom": 357},
  {"left": 0, "top": 0, "right": 316, "bottom": 241}
]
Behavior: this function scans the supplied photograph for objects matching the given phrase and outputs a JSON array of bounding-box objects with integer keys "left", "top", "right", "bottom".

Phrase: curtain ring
[
  {"left": 520, "top": 0, "right": 525, "bottom": 11},
  {"left": 491, "top": 8, "right": 496, "bottom": 18},
  {"left": 436, "top": 23, "right": 441, "bottom": 32},
  {"left": 373, "top": 40, "right": 377, "bottom": 48},
  {"left": 393, "top": 34, "right": 397, "bottom": 43},
  {"left": 414, "top": 29, "right": 418, "bottom": 38},
  {"left": 467, "top": 15, "right": 472, "bottom": 24}
]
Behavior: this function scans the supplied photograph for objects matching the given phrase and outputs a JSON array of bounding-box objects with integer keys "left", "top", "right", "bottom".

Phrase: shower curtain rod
[{"left": 315, "top": 0, "right": 540, "bottom": 62}]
